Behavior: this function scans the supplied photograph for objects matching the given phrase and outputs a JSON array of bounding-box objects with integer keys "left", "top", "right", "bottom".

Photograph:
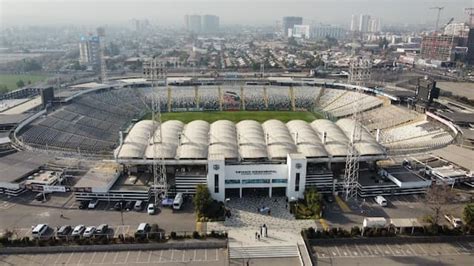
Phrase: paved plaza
[{"left": 208, "top": 197, "right": 317, "bottom": 232}]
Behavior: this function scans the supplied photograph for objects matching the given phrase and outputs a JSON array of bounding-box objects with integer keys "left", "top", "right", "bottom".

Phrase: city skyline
[{"left": 0, "top": 0, "right": 471, "bottom": 27}]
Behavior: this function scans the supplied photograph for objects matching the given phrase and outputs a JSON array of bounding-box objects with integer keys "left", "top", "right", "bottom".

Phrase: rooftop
[{"left": 117, "top": 118, "right": 385, "bottom": 161}]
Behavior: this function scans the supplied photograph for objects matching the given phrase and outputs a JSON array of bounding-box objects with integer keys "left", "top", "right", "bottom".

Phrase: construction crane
[
  {"left": 430, "top": 6, "right": 444, "bottom": 33},
  {"left": 440, "top": 18, "right": 454, "bottom": 34},
  {"left": 466, "top": 8, "right": 474, "bottom": 27}
]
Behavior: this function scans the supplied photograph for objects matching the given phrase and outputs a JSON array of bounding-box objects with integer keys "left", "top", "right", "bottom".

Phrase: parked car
[
  {"left": 35, "top": 192, "right": 52, "bottom": 201},
  {"left": 147, "top": 203, "right": 155, "bottom": 215},
  {"left": 125, "top": 201, "right": 134, "bottom": 211},
  {"left": 71, "top": 225, "right": 86, "bottom": 237},
  {"left": 135, "top": 223, "right": 151, "bottom": 239},
  {"left": 113, "top": 201, "right": 124, "bottom": 211},
  {"left": 57, "top": 225, "right": 72, "bottom": 237},
  {"left": 134, "top": 200, "right": 144, "bottom": 211},
  {"left": 88, "top": 199, "right": 99, "bottom": 209},
  {"left": 32, "top": 224, "right": 49, "bottom": 239},
  {"left": 83, "top": 226, "right": 96, "bottom": 238},
  {"left": 324, "top": 194, "right": 334, "bottom": 203},
  {"left": 79, "top": 201, "right": 89, "bottom": 209},
  {"left": 374, "top": 195, "right": 387, "bottom": 207},
  {"left": 96, "top": 224, "right": 109, "bottom": 235},
  {"left": 173, "top": 193, "right": 184, "bottom": 210}
]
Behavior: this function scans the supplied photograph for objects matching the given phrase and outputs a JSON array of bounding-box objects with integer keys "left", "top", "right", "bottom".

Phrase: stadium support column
[
  {"left": 240, "top": 86, "right": 245, "bottom": 111},
  {"left": 218, "top": 86, "right": 223, "bottom": 111},
  {"left": 207, "top": 154, "right": 225, "bottom": 202},
  {"left": 286, "top": 153, "right": 307, "bottom": 200},
  {"left": 290, "top": 86, "right": 295, "bottom": 111},
  {"left": 167, "top": 87, "right": 171, "bottom": 113},
  {"left": 263, "top": 86, "right": 269, "bottom": 110},
  {"left": 195, "top": 86, "right": 199, "bottom": 110}
]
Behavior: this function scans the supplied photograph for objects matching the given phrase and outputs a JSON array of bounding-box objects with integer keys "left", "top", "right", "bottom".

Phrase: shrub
[
  {"left": 170, "top": 231, "right": 177, "bottom": 239},
  {"left": 351, "top": 226, "right": 361, "bottom": 237},
  {"left": 192, "top": 231, "right": 200, "bottom": 239}
]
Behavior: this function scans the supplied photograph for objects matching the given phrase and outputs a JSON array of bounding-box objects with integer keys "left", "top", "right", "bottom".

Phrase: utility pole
[{"left": 430, "top": 7, "right": 444, "bottom": 33}]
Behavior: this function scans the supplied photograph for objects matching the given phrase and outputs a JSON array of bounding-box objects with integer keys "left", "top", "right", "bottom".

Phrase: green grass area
[
  {"left": 144, "top": 111, "right": 322, "bottom": 123},
  {"left": 0, "top": 74, "right": 48, "bottom": 91}
]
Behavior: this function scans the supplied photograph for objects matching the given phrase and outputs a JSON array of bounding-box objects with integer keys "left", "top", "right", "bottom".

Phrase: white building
[
  {"left": 359, "top": 14, "right": 371, "bottom": 33},
  {"left": 291, "top": 25, "right": 311, "bottom": 39},
  {"left": 350, "top": 14, "right": 359, "bottom": 32},
  {"left": 444, "top": 22, "right": 470, "bottom": 37},
  {"left": 368, "top": 18, "right": 381, "bottom": 33},
  {"left": 311, "top": 24, "right": 345, "bottom": 40},
  {"left": 79, "top": 35, "right": 100, "bottom": 70}
]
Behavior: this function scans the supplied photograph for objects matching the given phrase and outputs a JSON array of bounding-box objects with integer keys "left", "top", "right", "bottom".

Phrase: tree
[
  {"left": 463, "top": 203, "right": 474, "bottom": 226},
  {"left": 424, "top": 184, "right": 454, "bottom": 225},
  {"left": 16, "top": 80, "right": 25, "bottom": 88},
  {"left": 193, "top": 184, "right": 212, "bottom": 217},
  {"left": 0, "top": 84, "right": 8, "bottom": 95}
]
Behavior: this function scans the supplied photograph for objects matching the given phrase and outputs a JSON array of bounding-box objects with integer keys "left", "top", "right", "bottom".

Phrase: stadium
[{"left": 1, "top": 76, "right": 462, "bottom": 201}]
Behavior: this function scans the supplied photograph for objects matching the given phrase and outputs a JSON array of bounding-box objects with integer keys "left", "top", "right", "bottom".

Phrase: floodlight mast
[{"left": 149, "top": 58, "right": 168, "bottom": 206}]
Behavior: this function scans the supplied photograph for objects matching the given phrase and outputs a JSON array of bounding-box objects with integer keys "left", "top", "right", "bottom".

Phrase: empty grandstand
[{"left": 17, "top": 87, "right": 146, "bottom": 155}]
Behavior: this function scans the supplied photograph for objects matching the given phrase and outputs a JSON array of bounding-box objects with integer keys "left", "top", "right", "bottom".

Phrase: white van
[
  {"left": 374, "top": 195, "right": 387, "bottom": 207},
  {"left": 32, "top": 224, "right": 49, "bottom": 239},
  {"left": 173, "top": 193, "right": 184, "bottom": 210}
]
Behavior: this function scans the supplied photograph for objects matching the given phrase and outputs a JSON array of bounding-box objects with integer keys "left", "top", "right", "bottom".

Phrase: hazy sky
[{"left": 1, "top": 0, "right": 472, "bottom": 27}]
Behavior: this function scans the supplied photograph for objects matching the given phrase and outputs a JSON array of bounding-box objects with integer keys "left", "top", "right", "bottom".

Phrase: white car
[
  {"left": 88, "top": 199, "right": 99, "bottom": 209},
  {"left": 71, "top": 225, "right": 86, "bottom": 237},
  {"left": 147, "top": 203, "right": 155, "bottom": 215},
  {"left": 83, "top": 226, "right": 96, "bottom": 238}
]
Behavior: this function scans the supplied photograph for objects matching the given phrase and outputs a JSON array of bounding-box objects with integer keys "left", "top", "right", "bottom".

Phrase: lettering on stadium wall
[{"left": 235, "top": 170, "right": 277, "bottom": 175}]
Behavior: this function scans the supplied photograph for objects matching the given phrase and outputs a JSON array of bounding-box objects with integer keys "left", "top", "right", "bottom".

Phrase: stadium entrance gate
[
  {"left": 271, "top": 187, "right": 286, "bottom": 197},
  {"left": 225, "top": 188, "right": 240, "bottom": 198},
  {"left": 242, "top": 187, "right": 270, "bottom": 197}
]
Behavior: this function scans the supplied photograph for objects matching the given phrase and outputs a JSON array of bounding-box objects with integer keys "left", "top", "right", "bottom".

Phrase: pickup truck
[{"left": 444, "top": 214, "right": 463, "bottom": 228}]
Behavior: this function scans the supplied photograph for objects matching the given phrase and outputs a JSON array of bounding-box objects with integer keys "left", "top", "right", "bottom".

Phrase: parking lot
[
  {"left": 0, "top": 248, "right": 226, "bottom": 266},
  {"left": 0, "top": 193, "right": 196, "bottom": 235},
  {"left": 313, "top": 241, "right": 474, "bottom": 259},
  {"left": 10, "top": 224, "right": 165, "bottom": 240},
  {"left": 324, "top": 194, "right": 467, "bottom": 228}
]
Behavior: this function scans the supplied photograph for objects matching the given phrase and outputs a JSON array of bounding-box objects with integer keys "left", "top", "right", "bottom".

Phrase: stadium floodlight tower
[
  {"left": 97, "top": 27, "right": 107, "bottom": 83},
  {"left": 343, "top": 57, "right": 371, "bottom": 201},
  {"left": 146, "top": 57, "right": 168, "bottom": 206}
]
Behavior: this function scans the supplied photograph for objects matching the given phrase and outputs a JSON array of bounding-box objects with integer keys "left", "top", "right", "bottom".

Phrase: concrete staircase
[{"left": 229, "top": 245, "right": 299, "bottom": 259}]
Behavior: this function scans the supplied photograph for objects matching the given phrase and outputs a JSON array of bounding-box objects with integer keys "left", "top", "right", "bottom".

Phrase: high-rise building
[
  {"left": 291, "top": 25, "right": 310, "bottom": 39},
  {"left": 350, "top": 15, "right": 359, "bottom": 32},
  {"left": 283, "top": 16, "right": 303, "bottom": 37},
  {"left": 185, "top": 15, "right": 202, "bottom": 33},
  {"left": 359, "top": 14, "right": 371, "bottom": 33},
  {"left": 421, "top": 35, "right": 460, "bottom": 62},
  {"left": 202, "top": 15, "right": 220, "bottom": 33},
  {"left": 368, "top": 18, "right": 381, "bottom": 33},
  {"left": 444, "top": 22, "right": 470, "bottom": 37},
  {"left": 311, "top": 24, "right": 345, "bottom": 40},
  {"left": 79, "top": 35, "right": 100, "bottom": 70},
  {"left": 466, "top": 28, "right": 474, "bottom": 65}
]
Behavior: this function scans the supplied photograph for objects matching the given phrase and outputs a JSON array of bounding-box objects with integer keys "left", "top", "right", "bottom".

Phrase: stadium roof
[{"left": 117, "top": 119, "right": 385, "bottom": 161}]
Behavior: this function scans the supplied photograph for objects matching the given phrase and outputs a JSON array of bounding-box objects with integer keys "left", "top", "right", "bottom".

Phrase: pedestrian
[
  {"left": 255, "top": 231, "right": 258, "bottom": 240},
  {"left": 263, "top": 224, "right": 267, "bottom": 237},
  {"left": 257, "top": 234, "right": 260, "bottom": 241},
  {"left": 260, "top": 225, "right": 263, "bottom": 236},
  {"left": 268, "top": 209, "right": 271, "bottom": 216}
]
